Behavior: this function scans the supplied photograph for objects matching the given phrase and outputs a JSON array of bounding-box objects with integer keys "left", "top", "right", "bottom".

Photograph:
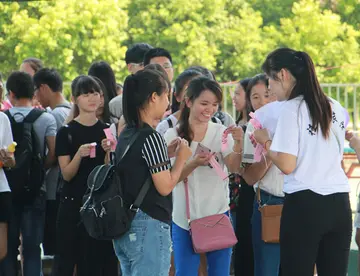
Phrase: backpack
[
  {"left": 80, "top": 130, "right": 151, "bottom": 240},
  {"left": 4, "top": 109, "right": 45, "bottom": 205}
]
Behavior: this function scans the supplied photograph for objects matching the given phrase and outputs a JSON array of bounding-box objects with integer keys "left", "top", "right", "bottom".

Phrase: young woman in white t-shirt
[
  {"left": 241, "top": 74, "right": 284, "bottom": 276},
  {"left": 164, "top": 76, "right": 243, "bottom": 276},
  {"left": 0, "top": 112, "right": 15, "bottom": 261},
  {"left": 253, "top": 48, "right": 351, "bottom": 276}
]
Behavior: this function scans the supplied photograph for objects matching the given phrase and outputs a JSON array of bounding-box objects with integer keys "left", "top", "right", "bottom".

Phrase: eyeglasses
[
  {"left": 129, "top": 62, "right": 143, "bottom": 67},
  {"left": 162, "top": 64, "right": 173, "bottom": 70}
]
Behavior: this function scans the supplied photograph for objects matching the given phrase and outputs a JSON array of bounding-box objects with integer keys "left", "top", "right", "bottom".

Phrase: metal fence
[
  {"left": 221, "top": 83, "right": 360, "bottom": 130},
  {"left": 63, "top": 82, "right": 360, "bottom": 130}
]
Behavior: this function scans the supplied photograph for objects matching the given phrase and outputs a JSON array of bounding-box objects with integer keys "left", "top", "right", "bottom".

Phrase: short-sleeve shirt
[
  {"left": 9, "top": 106, "right": 57, "bottom": 192},
  {"left": 156, "top": 114, "right": 178, "bottom": 136},
  {"left": 109, "top": 95, "right": 123, "bottom": 123},
  {"left": 55, "top": 120, "right": 108, "bottom": 200},
  {"left": 45, "top": 103, "right": 72, "bottom": 200},
  {"left": 116, "top": 124, "right": 171, "bottom": 223},
  {"left": 271, "top": 96, "right": 349, "bottom": 195},
  {"left": 49, "top": 103, "right": 72, "bottom": 129},
  {"left": 0, "top": 112, "right": 13, "bottom": 193},
  {"left": 164, "top": 121, "right": 233, "bottom": 230}
]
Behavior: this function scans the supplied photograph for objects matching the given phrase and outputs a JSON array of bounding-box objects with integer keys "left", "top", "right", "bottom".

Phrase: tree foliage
[{"left": 0, "top": 0, "right": 359, "bottom": 83}]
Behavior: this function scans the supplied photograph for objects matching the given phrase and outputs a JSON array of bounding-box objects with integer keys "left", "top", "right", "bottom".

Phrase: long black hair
[
  {"left": 88, "top": 61, "right": 118, "bottom": 101},
  {"left": 262, "top": 48, "right": 331, "bottom": 138},
  {"left": 178, "top": 76, "right": 223, "bottom": 145},
  {"left": 236, "top": 77, "right": 252, "bottom": 124},
  {"left": 171, "top": 70, "right": 202, "bottom": 113},
  {"left": 122, "top": 69, "right": 170, "bottom": 127}
]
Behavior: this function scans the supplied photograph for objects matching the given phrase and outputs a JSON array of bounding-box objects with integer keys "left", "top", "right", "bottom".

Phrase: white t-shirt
[
  {"left": 156, "top": 115, "right": 178, "bottom": 136},
  {"left": 164, "top": 122, "right": 233, "bottom": 230},
  {"left": 0, "top": 112, "right": 13, "bottom": 193},
  {"left": 271, "top": 96, "right": 349, "bottom": 195},
  {"left": 254, "top": 165, "right": 284, "bottom": 197}
]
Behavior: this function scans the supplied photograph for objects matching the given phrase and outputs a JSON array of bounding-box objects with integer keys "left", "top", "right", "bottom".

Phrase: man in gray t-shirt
[{"left": 33, "top": 68, "right": 71, "bottom": 256}]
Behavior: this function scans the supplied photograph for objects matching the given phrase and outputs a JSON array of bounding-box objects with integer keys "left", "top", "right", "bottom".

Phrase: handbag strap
[{"left": 184, "top": 178, "right": 191, "bottom": 224}]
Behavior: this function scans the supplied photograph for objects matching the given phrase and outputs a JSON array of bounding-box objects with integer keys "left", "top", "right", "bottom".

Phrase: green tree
[
  {"left": 0, "top": 0, "right": 129, "bottom": 82},
  {"left": 264, "top": 0, "right": 360, "bottom": 83}
]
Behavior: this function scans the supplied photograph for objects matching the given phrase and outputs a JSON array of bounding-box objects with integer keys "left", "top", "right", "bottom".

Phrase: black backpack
[
  {"left": 80, "top": 130, "right": 151, "bottom": 240},
  {"left": 4, "top": 109, "right": 45, "bottom": 205}
]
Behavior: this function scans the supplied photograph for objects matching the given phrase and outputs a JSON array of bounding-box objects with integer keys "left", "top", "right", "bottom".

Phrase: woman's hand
[
  {"left": 192, "top": 153, "right": 214, "bottom": 167},
  {"left": 230, "top": 126, "right": 244, "bottom": 143},
  {"left": 101, "top": 139, "right": 114, "bottom": 153},
  {"left": 176, "top": 139, "right": 192, "bottom": 162},
  {"left": 346, "top": 131, "right": 360, "bottom": 150},
  {"left": 0, "top": 149, "right": 15, "bottom": 167},
  {"left": 252, "top": 129, "right": 271, "bottom": 146},
  {"left": 168, "top": 138, "right": 180, "bottom": 158},
  {"left": 77, "top": 144, "right": 91, "bottom": 158}
]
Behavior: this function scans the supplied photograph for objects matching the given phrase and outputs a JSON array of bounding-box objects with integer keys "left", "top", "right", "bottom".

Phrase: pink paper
[
  {"left": 209, "top": 156, "right": 228, "bottom": 180},
  {"left": 249, "top": 113, "right": 264, "bottom": 162},
  {"left": 103, "top": 128, "right": 116, "bottom": 151},
  {"left": 221, "top": 125, "right": 235, "bottom": 152},
  {"left": 90, "top": 142, "right": 97, "bottom": 158}
]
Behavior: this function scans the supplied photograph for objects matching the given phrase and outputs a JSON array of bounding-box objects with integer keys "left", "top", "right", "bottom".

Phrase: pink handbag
[{"left": 184, "top": 178, "right": 238, "bottom": 253}]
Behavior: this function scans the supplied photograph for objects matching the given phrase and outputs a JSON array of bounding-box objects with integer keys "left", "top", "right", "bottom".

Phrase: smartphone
[{"left": 195, "top": 143, "right": 211, "bottom": 155}]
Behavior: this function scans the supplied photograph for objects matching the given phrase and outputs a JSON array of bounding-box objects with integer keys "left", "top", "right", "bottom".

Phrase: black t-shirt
[
  {"left": 116, "top": 124, "right": 171, "bottom": 223},
  {"left": 55, "top": 120, "right": 108, "bottom": 200}
]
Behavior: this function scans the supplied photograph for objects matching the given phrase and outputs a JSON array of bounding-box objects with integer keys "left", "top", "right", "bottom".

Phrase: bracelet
[
  {"left": 232, "top": 147, "right": 243, "bottom": 155},
  {"left": 264, "top": 140, "right": 272, "bottom": 151}
]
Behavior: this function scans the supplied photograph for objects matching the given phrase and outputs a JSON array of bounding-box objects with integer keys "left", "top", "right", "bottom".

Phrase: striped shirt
[{"left": 142, "top": 132, "right": 171, "bottom": 174}]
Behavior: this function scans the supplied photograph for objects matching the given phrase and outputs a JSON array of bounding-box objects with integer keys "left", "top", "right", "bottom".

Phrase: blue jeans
[
  {"left": 172, "top": 222, "right": 232, "bottom": 276},
  {"left": 113, "top": 210, "right": 171, "bottom": 276},
  {"left": 251, "top": 190, "right": 284, "bottom": 276},
  {"left": 0, "top": 191, "right": 46, "bottom": 276}
]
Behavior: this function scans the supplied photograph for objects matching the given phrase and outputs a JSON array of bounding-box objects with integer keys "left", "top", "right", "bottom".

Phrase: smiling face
[
  {"left": 250, "top": 82, "right": 271, "bottom": 111},
  {"left": 232, "top": 83, "right": 246, "bottom": 112},
  {"left": 188, "top": 89, "right": 219, "bottom": 123}
]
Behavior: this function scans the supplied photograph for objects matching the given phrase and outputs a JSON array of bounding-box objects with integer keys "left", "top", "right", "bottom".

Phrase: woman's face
[
  {"left": 76, "top": 92, "right": 101, "bottom": 114},
  {"left": 96, "top": 91, "right": 105, "bottom": 118},
  {"left": 250, "top": 82, "right": 271, "bottom": 111},
  {"left": 154, "top": 89, "right": 170, "bottom": 121},
  {"left": 188, "top": 90, "right": 219, "bottom": 123},
  {"left": 268, "top": 70, "right": 294, "bottom": 102},
  {"left": 232, "top": 83, "right": 246, "bottom": 112},
  {"left": 20, "top": 62, "right": 36, "bottom": 77}
]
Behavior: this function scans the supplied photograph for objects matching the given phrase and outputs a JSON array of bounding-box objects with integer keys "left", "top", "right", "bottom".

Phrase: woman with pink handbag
[{"left": 164, "top": 76, "right": 243, "bottom": 276}]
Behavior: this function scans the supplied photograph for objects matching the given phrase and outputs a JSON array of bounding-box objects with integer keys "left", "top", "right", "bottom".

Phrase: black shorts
[{"left": 0, "top": 192, "right": 12, "bottom": 223}]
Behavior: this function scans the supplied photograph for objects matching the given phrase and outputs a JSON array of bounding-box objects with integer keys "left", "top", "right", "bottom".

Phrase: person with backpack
[
  {"left": 0, "top": 112, "right": 16, "bottom": 262},
  {"left": 33, "top": 68, "right": 72, "bottom": 257},
  {"left": 0, "top": 71, "right": 57, "bottom": 276},
  {"left": 112, "top": 68, "right": 192, "bottom": 276},
  {"left": 52, "top": 75, "right": 118, "bottom": 276}
]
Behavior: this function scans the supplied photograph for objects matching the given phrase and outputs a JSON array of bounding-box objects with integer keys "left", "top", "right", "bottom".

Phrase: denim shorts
[{"left": 113, "top": 210, "right": 171, "bottom": 276}]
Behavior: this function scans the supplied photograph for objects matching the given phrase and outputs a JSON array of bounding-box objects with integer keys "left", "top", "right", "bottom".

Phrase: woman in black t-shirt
[
  {"left": 52, "top": 76, "right": 118, "bottom": 276},
  {"left": 113, "top": 68, "right": 192, "bottom": 276}
]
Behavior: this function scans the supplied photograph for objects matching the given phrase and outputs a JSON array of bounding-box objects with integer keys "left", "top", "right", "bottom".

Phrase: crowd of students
[{"left": 0, "top": 43, "right": 355, "bottom": 276}]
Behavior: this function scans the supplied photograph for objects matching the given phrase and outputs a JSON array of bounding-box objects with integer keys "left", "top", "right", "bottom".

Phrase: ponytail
[
  {"left": 262, "top": 48, "right": 332, "bottom": 138},
  {"left": 178, "top": 102, "right": 193, "bottom": 144}
]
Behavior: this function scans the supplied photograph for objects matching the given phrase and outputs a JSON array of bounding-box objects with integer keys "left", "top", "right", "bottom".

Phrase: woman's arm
[
  {"left": 58, "top": 144, "right": 91, "bottom": 182},
  {"left": 150, "top": 139, "right": 192, "bottom": 196},
  {"left": 242, "top": 157, "right": 272, "bottom": 185},
  {"left": 264, "top": 140, "right": 297, "bottom": 175}
]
